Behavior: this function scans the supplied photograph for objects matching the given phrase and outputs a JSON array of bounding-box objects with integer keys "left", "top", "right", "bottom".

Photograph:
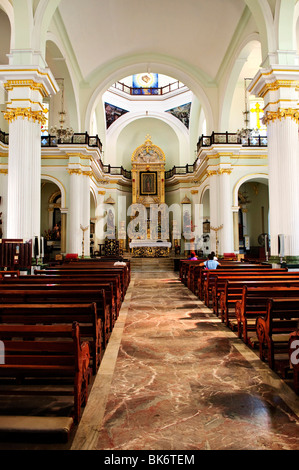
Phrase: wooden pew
[
  {"left": 289, "top": 331, "right": 299, "bottom": 394},
  {"left": 0, "top": 321, "right": 91, "bottom": 423},
  {"left": 256, "top": 298, "right": 299, "bottom": 372},
  {"left": 0, "top": 303, "right": 102, "bottom": 374},
  {"left": 235, "top": 286, "right": 299, "bottom": 346},
  {"left": 0, "top": 288, "right": 111, "bottom": 348},
  {"left": 57, "top": 261, "right": 131, "bottom": 287},
  {"left": 0, "top": 279, "right": 118, "bottom": 328},
  {"left": 197, "top": 264, "right": 274, "bottom": 301},
  {"left": 37, "top": 268, "right": 128, "bottom": 299},
  {"left": 203, "top": 268, "right": 287, "bottom": 307},
  {"left": 216, "top": 273, "right": 299, "bottom": 318}
]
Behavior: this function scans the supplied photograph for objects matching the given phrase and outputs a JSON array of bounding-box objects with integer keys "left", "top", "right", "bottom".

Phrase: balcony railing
[
  {"left": 111, "top": 80, "right": 186, "bottom": 96},
  {"left": 0, "top": 129, "right": 268, "bottom": 181},
  {"left": 0, "top": 129, "right": 9, "bottom": 145},
  {"left": 41, "top": 132, "right": 103, "bottom": 151},
  {"left": 197, "top": 131, "right": 267, "bottom": 151}
]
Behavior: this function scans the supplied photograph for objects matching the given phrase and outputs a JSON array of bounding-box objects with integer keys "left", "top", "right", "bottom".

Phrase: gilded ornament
[{"left": 3, "top": 107, "right": 47, "bottom": 125}]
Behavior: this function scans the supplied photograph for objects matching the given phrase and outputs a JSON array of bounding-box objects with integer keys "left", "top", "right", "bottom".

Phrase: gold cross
[{"left": 250, "top": 103, "right": 262, "bottom": 129}]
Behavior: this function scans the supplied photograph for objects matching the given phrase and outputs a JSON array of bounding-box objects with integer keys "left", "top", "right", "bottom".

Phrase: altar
[{"left": 129, "top": 240, "right": 171, "bottom": 258}]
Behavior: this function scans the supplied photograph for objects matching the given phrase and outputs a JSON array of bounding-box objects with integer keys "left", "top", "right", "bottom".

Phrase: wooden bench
[
  {"left": 0, "top": 279, "right": 118, "bottom": 329},
  {"left": 216, "top": 274, "right": 299, "bottom": 318},
  {"left": 0, "top": 303, "right": 102, "bottom": 374},
  {"left": 235, "top": 286, "right": 299, "bottom": 346},
  {"left": 203, "top": 268, "right": 287, "bottom": 307},
  {"left": 256, "top": 298, "right": 299, "bottom": 372},
  {"left": 0, "top": 288, "right": 111, "bottom": 348},
  {"left": 0, "top": 321, "right": 91, "bottom": 423},
  {"left": 289, "top": 331, "right": 299, "bottom": 394},
  {"left": 197, "top": 264, "right": 274, "bottom": 301},
  {"left": 37, "top": 268, "right": 128, "bottom": 300}
]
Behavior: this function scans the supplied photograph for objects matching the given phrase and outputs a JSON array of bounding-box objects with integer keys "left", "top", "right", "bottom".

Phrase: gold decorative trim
[
  {"left": 206, "top": 170, "right": 218, "bottom": 177},
  {"left": 67, "top": 169, "right": 82, "bottom": 175},
  {"left": 218, "top": 168, "right": 232, "bottom": 175},
  {"left": 82, "top": 171, "right": 93, "bottom": 177},
  {"left": 98, "top": 191, "right": 106, "bottom": 195},
  {"left": 3, "top": 107, "right": 47, "bottom": 125},
  {"left": 263, "top": 108, "right": 299, "bottom": 125},
  {"left": 0, "top": 169, "right": 8, "bottom": 174},
  {"left": 4, "top": 80, "right": 48, "bottom": 98}
]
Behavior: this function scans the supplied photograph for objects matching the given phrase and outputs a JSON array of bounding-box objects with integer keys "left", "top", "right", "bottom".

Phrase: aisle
[{"left": 72, "top": 267, "right": 299, "bottom": 451}]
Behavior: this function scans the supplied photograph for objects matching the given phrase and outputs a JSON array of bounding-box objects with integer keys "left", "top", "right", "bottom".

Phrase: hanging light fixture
[
  {"left": 237, "top": 78, "right": 254, "bottom": 140},
  {"left": 50, "top": 78, "right": 74, "bottom": 143}
]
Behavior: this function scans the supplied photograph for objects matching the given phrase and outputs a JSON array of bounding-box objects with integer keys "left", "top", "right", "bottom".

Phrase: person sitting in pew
[{"left": 200, "top": 253, "right": 221, "bottom": 270}]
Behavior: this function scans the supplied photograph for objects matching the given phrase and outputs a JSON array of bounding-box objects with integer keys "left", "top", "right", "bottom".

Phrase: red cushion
[{"left": 65, "top": 253, "right": 78, "bottom": 260}]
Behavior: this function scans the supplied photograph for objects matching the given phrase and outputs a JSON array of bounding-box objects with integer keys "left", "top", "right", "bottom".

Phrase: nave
[
  {"left": 70, "top": 260, "right": 299, "bottom": 451},
  {"left": 1, "top": 258, "right": 299, "bottom": 451}
]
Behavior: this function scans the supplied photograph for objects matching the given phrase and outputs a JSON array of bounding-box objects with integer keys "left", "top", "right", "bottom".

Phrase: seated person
[
  {"left": 188, "top": 251, "right": 198, "bottom": 260},
  {"left": 200, "top": 253, "right": 220, "bottom": 269}
]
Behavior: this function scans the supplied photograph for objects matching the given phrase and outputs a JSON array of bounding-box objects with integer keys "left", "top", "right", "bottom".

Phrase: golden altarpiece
[{"left": 129, "top": 135, "right": 171, "bottom": 257}]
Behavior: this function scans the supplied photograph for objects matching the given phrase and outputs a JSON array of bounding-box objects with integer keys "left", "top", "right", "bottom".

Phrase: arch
[
  {"left": 83, "top": 54, "right": 215, "bottom": 138},
  {"left": 243, "top": 0, "right": 275, "bottom": 64},
  {"left": 200, "top": 184, "right": 210, "bottom": 205},
  {"left": 45, "top": 33, "right": 80, "bottom": 131},
  {"left": 41, "top": 174, "right": 66, "bottom": 209},
  {"left": 233, "top": 173, "right": 268, "bottom": 207},
  {"left": 276, "top": 0, "right": 297, "bottom": 53},
  {"left": 0, "top": 0, "right": 14, "bottom": 49},
  {"left": 219, "top": 34, "right": 262, "bottom": 131},
  {"left": 33, "top": 0, "right": 61, "bottom": 59},
  {"left": 105, "top": 110, "right": 190, "bottom": 166}
]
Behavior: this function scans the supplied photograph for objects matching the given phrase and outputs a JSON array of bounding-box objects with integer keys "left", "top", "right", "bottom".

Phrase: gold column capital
[
  {"left": 3, "top": 107, "right": 47, "bottom": 125},
  {"left": 263, "top": 107, "right": 299, "bottom": 125}
]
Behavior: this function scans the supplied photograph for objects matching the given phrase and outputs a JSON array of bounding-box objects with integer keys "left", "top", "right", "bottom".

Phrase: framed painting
[{"left": 140, "top": 171, "right": 157, "bottom": 195}]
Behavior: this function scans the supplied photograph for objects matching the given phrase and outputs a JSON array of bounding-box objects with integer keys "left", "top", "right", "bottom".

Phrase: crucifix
[
  {"left": 210, "top": 225, "right": 223, "bottom": 257},
  {"left": 80, "top": 224, "right": 89, "bottom": 258},
  {"left": 250, "top": 103, "right": 262, "bottom": 129}
]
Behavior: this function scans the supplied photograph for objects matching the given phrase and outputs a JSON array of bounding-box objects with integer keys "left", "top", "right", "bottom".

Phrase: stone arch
[
  {"left": 219, "top": 34, "right": 262, "bottom": 131},
  {"left": 105, "top": 110, "right": 190, "bottom": 167},
  {"left": 0, "top": 0, "right": 14, "bottom": 49},
  {"left": 41, "top": 174, "right": 66, "bottom": 209},
  {"left": 45, "top": 34, "right": 80, "bottom": 131},
  {"left": 84, "top": 55, "right": 215, "bottom": 139},
  {"left": 233, "top": 173, "right": 268, "bottom": 207}
]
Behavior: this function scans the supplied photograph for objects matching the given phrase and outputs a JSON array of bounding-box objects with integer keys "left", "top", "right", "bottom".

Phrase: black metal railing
[
  {"left": 0, "top": 129, "right": 9, "bottom": 145},
  {"left": 197, "top": 131, "right": 267, "bottom": 151},
  {"left": 41, "top": 132, "right": 103, "bottom": 151},
  {"left": 111, "top": 80, "right": 186, "bottom": 96},
  {"left": 0, "top": 129, "right": 268, "bottom": 181}
]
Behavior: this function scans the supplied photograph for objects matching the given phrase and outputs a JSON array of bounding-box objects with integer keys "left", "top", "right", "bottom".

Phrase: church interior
[{"left": 0, "top": 0, "right": 299, "bottom": 451}]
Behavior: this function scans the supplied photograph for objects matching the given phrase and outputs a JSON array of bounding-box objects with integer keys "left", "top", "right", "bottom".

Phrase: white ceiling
[{"left": 58, "top": 0, "right": 247, "bottom": 82}]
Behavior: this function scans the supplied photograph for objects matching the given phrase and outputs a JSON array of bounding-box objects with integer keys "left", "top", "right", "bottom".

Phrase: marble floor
[{"left": 70, "top": 265, "right": 299, "bottom": 451}]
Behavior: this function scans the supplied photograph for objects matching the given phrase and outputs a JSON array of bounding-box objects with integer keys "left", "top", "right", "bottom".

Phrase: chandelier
[
  {"left": 236, "top": 78, "right": 254, "bottom": 141},
  {"left": 50, "top": 79, "right": 73, "bottom": 143}
]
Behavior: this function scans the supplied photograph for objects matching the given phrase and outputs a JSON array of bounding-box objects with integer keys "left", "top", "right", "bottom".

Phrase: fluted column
[
  {"left": 208, "top": 170, "right": 220, "bottom": 254},
  {"left": 0, "top": 68, "right": 58, "bottom": 241},
  {"left": 218, "top": 168, "right": 234, "bottom": 255},
  {"left": 81, "top": 171, "right": 91, "bottom": 257},
  {"left": 68, "top": 169, "right": 83, "bottom": 255},
  {"left": 249, "top": 67, "right": 299, "bottom": 261}
]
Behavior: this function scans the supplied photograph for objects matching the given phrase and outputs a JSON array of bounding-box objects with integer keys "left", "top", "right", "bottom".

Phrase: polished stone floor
[{"left": 70, "top": 264, "right": 299, "bottom": 451}]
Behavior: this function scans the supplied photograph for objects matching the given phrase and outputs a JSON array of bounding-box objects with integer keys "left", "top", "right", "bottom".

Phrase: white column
[
  {"left": 0, "top": 68, "right": 58, "bottom": 242},
  {"left": 81, "top": 171, "right": 91, "bottom": 257},
  {"left": 208, "top": 170, "right": 219, "bottom": 254},
  {"left": 218, "top": 169, "right": 234, "bottom": 255},
  {"left": 68, "top": 170, "right": 83, "bottom": 255},
  {"left": 249, "top": 67, "right": 299, "bottom": 261},
  {"left": 0, "top": 170, "right": 8, "bottom": 238}
]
